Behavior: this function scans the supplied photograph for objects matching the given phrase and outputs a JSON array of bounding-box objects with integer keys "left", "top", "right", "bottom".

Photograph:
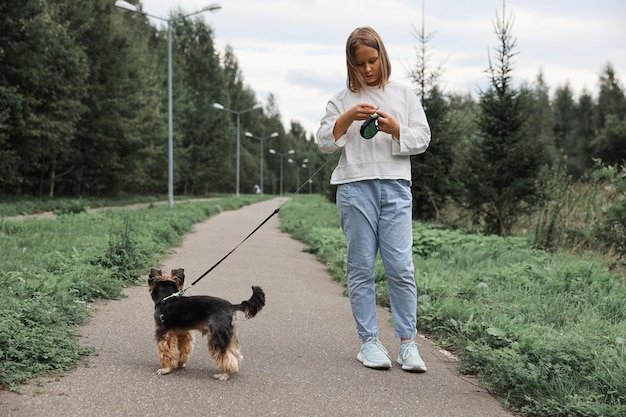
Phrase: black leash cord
[
  {"left": 180, "top": 147, "right": 341, "bottom": 295},
  {"left": 182, "top": 207, "right": 280, "bottom": 293}
]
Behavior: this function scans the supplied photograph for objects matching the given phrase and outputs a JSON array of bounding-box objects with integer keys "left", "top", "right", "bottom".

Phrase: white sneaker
[
  {"left": 397, "top": 340, "right": 427, "bottom": 372},
  {"left": 357, "top": 337, "right": 392, "bottom": 369}
]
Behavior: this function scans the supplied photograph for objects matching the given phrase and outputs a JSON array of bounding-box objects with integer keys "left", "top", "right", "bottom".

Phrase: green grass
[
  {"left": 3, "top": 193, "right": 625, "bottom": 416},
  {"left": 0, "top": 195, "right": 157, "bottom": 217},
  {"left": 0, "top": 194, "right": 228, "bottom": 217},
  {"left": 280, "top": 194, "right": 626, "bottom": 417},
  {"left": 0, "top": 195, "right": 268, "bottom": 389}
]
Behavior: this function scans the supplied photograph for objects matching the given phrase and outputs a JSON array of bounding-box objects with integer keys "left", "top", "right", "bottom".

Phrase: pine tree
[
  {"left": 408, "top": 5, "right": 458, "bottom": 221},
  {"left": 590, "top": 63, "right": 626, "bottom": 165},
  {"left": 459, "top": 2, "right": 550, "bottom": 235},
  {"left": 552, "top": 83, "right": 588, "bottom": 176},
  {"left": 573, "top": 90, "right": 597, "bottom": 172}
]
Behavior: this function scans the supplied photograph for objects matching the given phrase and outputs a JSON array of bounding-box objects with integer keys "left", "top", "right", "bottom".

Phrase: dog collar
[{"left": 160, "top": 291, "right": 183, "bottom": 304}]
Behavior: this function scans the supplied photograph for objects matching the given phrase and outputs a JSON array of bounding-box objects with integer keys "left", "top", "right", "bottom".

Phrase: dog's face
[{"left": 148, "top": 268, "right": 185, "bottom": 294}]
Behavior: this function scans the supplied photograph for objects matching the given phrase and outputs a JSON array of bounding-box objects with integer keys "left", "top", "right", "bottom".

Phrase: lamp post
[
  {"left": 287, "top": 157, "right": 308, "bottom": 192},
  {"left": 299, "top": 158, "right": 309, "bottom": 193},
  {"left": 301, "top": 160, "right": 314, "bottom": 194},
  {"left": 244, "top": 131, "right": 278, "bottom": 193},
  {"left": 115, "top": 1, "right": 221, "bottom": 209},
  {"left": 213, "top": 103, "right": 262, "bottom": 197},
  {"left": 269, "top": 149, "right": 294, "bottom": 195}
]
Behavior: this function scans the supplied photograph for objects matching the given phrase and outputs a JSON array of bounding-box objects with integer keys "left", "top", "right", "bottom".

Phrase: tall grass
[
  {"left": 0, "top": 195, "right": 267, "bottom": 388},
  {"left": 519, "top": 161, "right": 626, "bottom": 267},
  {"left": 280, "top": 194, "right": 626, "bottom": 417}
]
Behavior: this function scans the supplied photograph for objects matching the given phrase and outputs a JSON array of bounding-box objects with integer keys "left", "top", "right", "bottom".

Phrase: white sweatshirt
[{"left": 316, "top": 81, "right": 431, "bottom": 185}]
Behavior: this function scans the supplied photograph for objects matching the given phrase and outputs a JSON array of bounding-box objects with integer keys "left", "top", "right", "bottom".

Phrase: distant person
[
  {"left": 253, "top": 184, "right": 261, "bottom": 194},
  {"left": 316, "top": 27, "right": 431, "bottom": 372}
]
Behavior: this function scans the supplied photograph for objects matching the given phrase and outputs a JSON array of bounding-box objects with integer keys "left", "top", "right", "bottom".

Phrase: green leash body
[{"left": 360, "top": 113, "right": 380, "bottom": 139}]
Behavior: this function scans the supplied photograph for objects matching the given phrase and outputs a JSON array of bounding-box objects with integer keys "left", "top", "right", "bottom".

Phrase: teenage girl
[{"left": 316, "top": 26, "right": 430, "bottom": 372}]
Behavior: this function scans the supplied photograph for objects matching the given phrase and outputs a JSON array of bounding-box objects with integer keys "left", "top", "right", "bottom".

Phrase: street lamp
[
  {"left": 115, "top": 1, "right": 221, "bottom": 209},
  {"left": 269, "top": 148, "right": 294, "bottom": 195},
  {"left": 301, "top": 161, "right": 313, "bottom": 194},
  {"left": 299, "top": 158, "right": 309, "bottom": 193},
  {"left": 287, "top": 157, "right": 308, "bottom": 192},
  {"left": 213, "top": 103, "right": 262, "bottom": 197},
  {"left": 245, "top": 131, "right": 278, "bottom": 193}
]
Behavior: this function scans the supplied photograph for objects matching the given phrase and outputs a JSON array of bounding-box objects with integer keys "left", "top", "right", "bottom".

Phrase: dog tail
[{"left": 234, "top": 286, "right": 265, "bottom": 319}]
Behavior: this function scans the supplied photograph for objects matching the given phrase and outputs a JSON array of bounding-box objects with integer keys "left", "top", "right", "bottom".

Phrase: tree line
[
  {"left": 1, "top": 1, "right": 625, "bottom": 243},
  {"left": 0, "top": 0, "right": 321, "bottom": 198},
  {"left": 409, "top": 5, "right": 625, "bottom": 242}
]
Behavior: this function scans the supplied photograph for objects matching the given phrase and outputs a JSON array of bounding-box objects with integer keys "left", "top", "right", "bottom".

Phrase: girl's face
[{"left": 354, "top": 45, "right": 380, "bottom": 86}]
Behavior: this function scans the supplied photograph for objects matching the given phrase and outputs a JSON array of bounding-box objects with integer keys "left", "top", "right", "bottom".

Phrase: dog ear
[
  {"left": 148, "top": 268, "right": 162, "bottom": 284},
  {"left": 171, "top": 268, "right": 185, "bottom": 285}
]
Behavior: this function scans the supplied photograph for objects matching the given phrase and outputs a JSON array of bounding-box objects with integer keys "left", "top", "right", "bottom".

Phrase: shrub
[{"left": 593, "top": 162, "right": 626, "bottom": 261}]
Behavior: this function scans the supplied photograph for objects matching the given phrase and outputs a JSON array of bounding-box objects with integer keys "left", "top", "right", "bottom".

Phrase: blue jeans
[{"left": 337, "top": 180, "right": 417, "bottom": 340}]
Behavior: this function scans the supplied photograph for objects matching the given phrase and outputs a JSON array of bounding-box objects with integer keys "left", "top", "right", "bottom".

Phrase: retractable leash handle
[{"left": 360, "top": 107, "right": 383, "bottom": 139}]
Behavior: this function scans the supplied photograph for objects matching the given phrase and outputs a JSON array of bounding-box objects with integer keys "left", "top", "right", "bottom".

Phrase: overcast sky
[{"left": 133, "top": 0, "right": 626, "bottom": 136}]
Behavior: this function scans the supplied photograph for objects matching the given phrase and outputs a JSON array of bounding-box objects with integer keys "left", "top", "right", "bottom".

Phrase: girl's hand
[
  {"left": 349, "top": 103, "right": 378, "bottom": 121},
  {"left": 332, "top": 103, "right": 378, "bottom": 140},
  {"left": 374, "top": 109, "right": 400, "bottom": 139}
]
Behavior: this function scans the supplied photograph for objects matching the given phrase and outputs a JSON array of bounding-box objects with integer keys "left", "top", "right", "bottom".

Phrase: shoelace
[
  {"left": 363, "top": 338, "right": 389, "bottom": 357},
  {"left": 400, "top": 341, "right": 418, "bottom": 360}
]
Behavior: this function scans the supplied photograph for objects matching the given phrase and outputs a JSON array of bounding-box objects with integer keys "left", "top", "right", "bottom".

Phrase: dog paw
[
  {"left": 212, "top": 373, "right": 230, "bottom": 381},
  {"left": 156, "top": 367, "right": 172, "bottom": 375}
]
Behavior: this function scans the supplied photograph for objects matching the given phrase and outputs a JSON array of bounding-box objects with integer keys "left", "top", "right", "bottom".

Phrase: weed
[{"left": 90, "top": 215, "right": 147, "bottom": 285}]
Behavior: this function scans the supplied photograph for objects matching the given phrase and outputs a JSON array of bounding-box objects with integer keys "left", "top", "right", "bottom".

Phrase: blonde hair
[{"left": 345, "top": 27, "right": 391, "bottom": 92}]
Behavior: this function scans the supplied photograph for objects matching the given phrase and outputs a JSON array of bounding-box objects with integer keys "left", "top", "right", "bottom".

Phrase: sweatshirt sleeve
[
  {"left": 316, "top": 98, "right": 344, "bottom": 154},
  {"left": 391, "top": 89, "right": 431, "bottom": 156}
]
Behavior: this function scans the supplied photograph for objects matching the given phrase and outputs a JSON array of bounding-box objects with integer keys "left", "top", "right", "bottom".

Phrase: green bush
[{"left": 593, "top": 163, "right": 626, "bottom": 261}]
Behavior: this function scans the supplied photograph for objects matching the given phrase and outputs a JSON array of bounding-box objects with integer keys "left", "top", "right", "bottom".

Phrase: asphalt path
[{"left": 0, "top": 198, "right": 513, "bottom": 417}]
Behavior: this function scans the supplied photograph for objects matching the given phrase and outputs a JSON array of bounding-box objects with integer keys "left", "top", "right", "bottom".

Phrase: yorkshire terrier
[{"left": 147, "top": 267, "right": 265, "bottom": 380}]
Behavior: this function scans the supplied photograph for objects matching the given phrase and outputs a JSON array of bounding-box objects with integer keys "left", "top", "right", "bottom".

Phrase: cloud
[{"left": 139, "top": 0, "right": 626, "bottom": 136}]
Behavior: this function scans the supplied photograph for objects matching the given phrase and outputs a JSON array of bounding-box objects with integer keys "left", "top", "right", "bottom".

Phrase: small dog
[{"left": 147, "top": 267, "right": 265, "bottom": 380}]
